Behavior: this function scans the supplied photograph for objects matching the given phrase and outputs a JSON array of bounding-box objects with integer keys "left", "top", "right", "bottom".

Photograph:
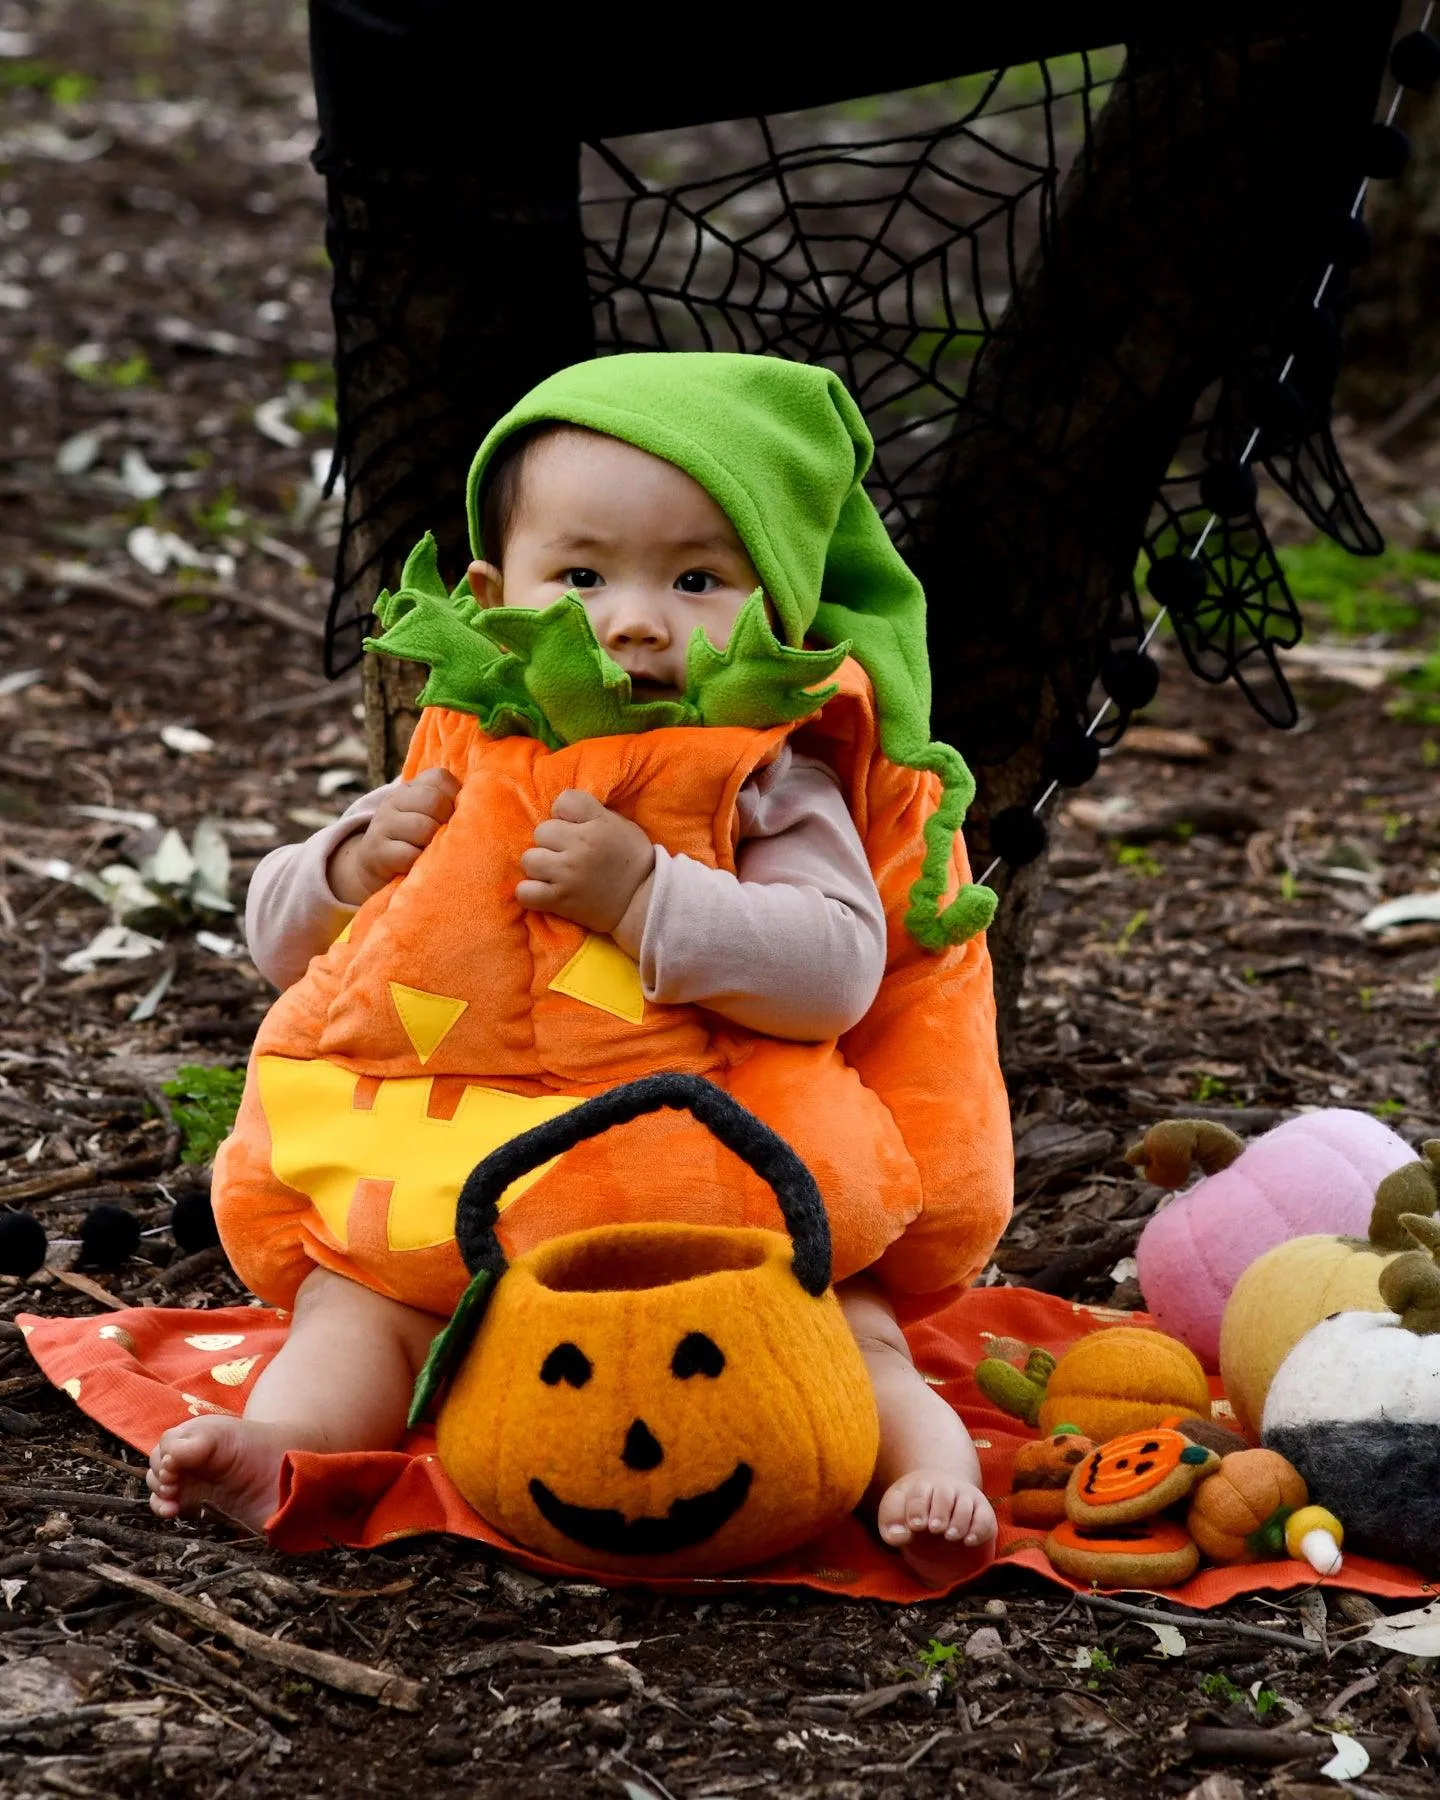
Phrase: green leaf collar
[{"left": 364, "top": 533, "right": 846, "bottom": 749}]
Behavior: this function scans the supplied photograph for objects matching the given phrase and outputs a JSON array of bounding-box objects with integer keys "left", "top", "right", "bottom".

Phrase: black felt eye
[
  {"left": 671, "top": 1332, "right": 725, "bottom": 1379},
  {"left": 540, "top": 1342, "right": 592, "bottom": 1387}
]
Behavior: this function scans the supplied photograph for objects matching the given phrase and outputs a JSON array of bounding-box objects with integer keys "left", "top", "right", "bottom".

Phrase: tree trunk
[
  {"left": 914, "top": 5, "right": 1398, "bottom": 1049},
  {"left": 1336, "top": 78, "right": 1440, "bottom": 422}
]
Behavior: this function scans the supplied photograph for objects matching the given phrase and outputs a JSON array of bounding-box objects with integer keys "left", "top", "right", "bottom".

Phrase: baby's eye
[
  {"left": 675, "top": 569, "right": 720, "bottom": 595},
  {"left": 563, "top": 568, "right": 603, "bottom": 590}
]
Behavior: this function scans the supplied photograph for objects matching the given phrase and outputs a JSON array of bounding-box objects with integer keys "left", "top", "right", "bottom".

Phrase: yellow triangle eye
[
  {"left": 389, "top": 982, "right": 468, "bottom": 1063},
  {"left": 548, "top": 934, "right": 645, "bottom": 1024}
]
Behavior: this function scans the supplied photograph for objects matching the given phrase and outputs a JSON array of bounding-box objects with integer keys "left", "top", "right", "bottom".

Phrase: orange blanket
[{"left": 20, "top": 1286, "right": 1428, "bottom": 1604}]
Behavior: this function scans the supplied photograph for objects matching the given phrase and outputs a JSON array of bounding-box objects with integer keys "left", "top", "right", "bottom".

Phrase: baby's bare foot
[
  {"left": 878, "top": 1470, "right": 997, "bottom": 1587},
  {"left": 148, "top": 1417, "right": 299, "bottom": 1533}
]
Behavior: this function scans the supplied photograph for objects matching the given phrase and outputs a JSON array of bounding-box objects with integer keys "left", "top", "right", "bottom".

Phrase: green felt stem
[
  {"left": 974, "top": 1357, "right": 1046, "bottom": 1427},
  {"left": 407, "top": 1267, "right": 496, "bottom": 1427}
]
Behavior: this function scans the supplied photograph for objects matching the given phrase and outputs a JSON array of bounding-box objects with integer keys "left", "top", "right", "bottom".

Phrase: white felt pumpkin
[{"left": 1262, "top": 1246, "right": 1440, "bottom": 1575}]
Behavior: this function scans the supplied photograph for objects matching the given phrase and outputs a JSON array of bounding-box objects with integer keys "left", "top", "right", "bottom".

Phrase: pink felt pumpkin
[{"left": 1132, "top": 1109, "right": 1414, "bottom": 1371}]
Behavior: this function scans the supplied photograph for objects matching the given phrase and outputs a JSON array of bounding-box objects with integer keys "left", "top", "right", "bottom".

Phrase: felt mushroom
[
  {"left": 1221, "top": 1145, "right": 1440, "bottom": 1433},
  {"left": 1133, "top": 1110, "right": 1418, "bottom": 1370},
  {"left": 1261, "top": 1211, "right": 1440, "bottom": 1574}
]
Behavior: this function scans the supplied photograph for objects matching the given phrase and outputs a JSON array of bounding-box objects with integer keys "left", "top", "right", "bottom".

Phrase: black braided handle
[{"left": 454, "top": 1072, "right": 831, "bottom": 1294}]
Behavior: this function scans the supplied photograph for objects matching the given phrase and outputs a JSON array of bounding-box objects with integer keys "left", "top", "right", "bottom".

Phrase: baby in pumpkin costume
[{"left": 149, "top": 354, "right": 1014, "bottom": 1582}]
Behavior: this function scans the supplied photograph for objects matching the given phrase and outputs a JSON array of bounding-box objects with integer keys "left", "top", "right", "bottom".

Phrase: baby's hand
[
  {"left": 518, "top": 789, "right": 655, "bottom": 936},
  {"left": 328, "top": 768, "right": 460, "bottom": 906}
]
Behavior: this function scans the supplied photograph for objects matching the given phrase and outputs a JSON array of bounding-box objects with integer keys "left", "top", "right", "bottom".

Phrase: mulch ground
[{"left": 0, "top": 5, "right": 1438, "bottom": 1796}]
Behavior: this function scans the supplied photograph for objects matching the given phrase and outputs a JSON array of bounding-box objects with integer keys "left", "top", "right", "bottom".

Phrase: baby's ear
[{"left": 467, "top": 560, "right": 503, "bottom": 608}]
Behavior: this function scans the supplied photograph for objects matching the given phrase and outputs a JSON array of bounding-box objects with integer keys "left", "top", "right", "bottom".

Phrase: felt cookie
[
  {"left": 1046, "top": 1515, "right": 1200, "bottom": 1587},
  {"left": 1064, "top": 1426, "right": 1220, "bottom": 1526}
]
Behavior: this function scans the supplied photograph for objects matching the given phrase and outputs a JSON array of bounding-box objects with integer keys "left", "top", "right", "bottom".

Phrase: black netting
[{"left": 318, "top": 9, "right": 1416, "bottom": 839}]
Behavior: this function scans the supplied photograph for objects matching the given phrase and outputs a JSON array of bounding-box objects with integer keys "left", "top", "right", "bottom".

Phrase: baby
[{"left": 148, "top": 356, "right": 1004, "bottom": 1584}]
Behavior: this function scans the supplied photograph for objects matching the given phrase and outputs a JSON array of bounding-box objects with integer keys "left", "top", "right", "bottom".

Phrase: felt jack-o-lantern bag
[{"left": 411, "top": 1072, "right": 881, "bottom": 1576}]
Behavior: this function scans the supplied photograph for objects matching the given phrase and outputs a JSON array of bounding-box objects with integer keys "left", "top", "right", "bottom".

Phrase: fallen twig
[
  {"left": 140, "top": 1620, "right": 302, "bottom": 1726},
  {"left": 0, "top": 1483, "right": 153, "bottom": 1513},
  {"left": 53, "top": 1268, "right": 128, "bottom": 1310},
  {"left": 90, "top": 1561, "right": 424, "bottom": 1710},
  {"left": 1076, "top": 1594, "right": 1319, "bottom": 1654},
  {"left": 1183, "top": 1725, "right": 1386, "bottom": 1766},
  {"left": 27, "top": 556, "right": 158, "bottom": 611},
  {"left": 156, "top": 1243, "right": 230, "bottom": 1290},
  {"left": 162, "top": 579, "right": 326, "bottom": 640}
]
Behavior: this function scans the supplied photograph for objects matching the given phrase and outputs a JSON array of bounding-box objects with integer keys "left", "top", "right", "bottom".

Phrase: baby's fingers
[
  {"left": 520, "top": 846, "right": 566, "bottom": 882},
  {"left": 406, "top": 767, "right": 461, "bottom": 817},
  {"left": 550, "top": 788, "right": 606, "bottom": 824}
]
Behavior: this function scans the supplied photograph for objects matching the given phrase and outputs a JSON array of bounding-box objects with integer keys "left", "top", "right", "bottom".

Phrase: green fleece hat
[{"left": 370, "top": 353, "right": 993, "bottom": 945}]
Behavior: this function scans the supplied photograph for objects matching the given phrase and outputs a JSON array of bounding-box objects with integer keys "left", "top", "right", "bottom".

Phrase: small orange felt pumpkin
[
  {"left": 1186, "top": 1448, "right": 1308, "bottom": 1563},
  {"left": 1009, "top": 1429, "right": 1095, "bottom": 1526},
  {"left": 1039, "top": 1328, "right": 1211, "bottom": 1440}
]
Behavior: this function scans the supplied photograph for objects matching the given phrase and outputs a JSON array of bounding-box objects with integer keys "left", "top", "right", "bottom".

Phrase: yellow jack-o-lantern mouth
[{"left": 528, "top": 1463, "right": 753, "bottom": 1557}]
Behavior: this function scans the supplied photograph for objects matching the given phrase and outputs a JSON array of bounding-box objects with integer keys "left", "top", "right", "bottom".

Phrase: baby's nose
[{"left": 600, "top": 601, "right": 670, "bottom": 650}]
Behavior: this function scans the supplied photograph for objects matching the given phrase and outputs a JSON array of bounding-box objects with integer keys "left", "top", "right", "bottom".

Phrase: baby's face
[{"left": 469, "top": 429, "right": 761, "bottom": 701}]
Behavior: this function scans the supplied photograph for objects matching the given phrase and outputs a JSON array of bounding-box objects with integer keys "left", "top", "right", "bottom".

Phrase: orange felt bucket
[{"left": 19, "top": 1286, "right": 1435, "bottom": 1605}]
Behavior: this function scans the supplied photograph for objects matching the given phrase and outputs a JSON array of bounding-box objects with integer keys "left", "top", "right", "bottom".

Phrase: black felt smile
[{"left": 529, "top": 1463, "right": 753, "bottom": 1556}]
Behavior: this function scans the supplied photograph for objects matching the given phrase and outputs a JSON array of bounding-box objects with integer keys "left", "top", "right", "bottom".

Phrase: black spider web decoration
[{"left": 582, "top": 60, "right": 1119, "bottom": 550}]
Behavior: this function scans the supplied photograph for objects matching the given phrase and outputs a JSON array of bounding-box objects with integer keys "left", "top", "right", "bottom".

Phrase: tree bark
[
  {"left": 913, "top": 5, "right": 1398, "bottom": 1049},
  {"left": 1336, "top": 81, "right": 1440, "bottom": 423}
]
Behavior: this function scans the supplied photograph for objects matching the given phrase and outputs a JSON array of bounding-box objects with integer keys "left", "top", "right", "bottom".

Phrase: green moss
[{"left": 161, "top": 1065, "right": 246, "bottom": 1165}]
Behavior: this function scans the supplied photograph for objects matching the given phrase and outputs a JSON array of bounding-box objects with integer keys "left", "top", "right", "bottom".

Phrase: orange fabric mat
[{"left": 20, "top": 1286, "right": 1434, "bottom": 1604}]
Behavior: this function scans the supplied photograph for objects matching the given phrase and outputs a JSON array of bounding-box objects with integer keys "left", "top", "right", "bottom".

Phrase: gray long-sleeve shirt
[{"left": 244, "top": 744, "right": 887, "bottom": 1042}]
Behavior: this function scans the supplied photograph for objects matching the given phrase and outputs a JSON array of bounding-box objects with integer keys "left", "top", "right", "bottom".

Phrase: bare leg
[
  {"left": 839, "top": 1275, "right": 996, "bottom": 1586},
  {"left": 147, "top": 1266, "right": 442, "bottom": 1533}
]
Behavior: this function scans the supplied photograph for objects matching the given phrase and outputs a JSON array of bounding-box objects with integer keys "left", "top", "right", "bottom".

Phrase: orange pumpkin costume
[
  {"left": 214, "top": 353, "right": 1013, "bottom": 1320},
  {"left": 215, "top": 658, "right": 1010, "bottom": 1316}
]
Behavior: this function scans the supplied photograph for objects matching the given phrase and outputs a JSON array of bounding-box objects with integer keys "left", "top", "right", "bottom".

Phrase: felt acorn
[
  {"left": 1220, "top": 1143, "right": 1440, "bottom": 1433},
  {"left": 1133, "top": 1109, "right": 1417, "bottom": 1370},
  {"left": 416, "top": 1073, "right": 879, "bottom": 1576},
  {"left": 977, "top": 1327, "right": 1210, "bottom": 1442},
  {"left": 1262, "top": 1211, "right": 1440, "bottom": 1574}
]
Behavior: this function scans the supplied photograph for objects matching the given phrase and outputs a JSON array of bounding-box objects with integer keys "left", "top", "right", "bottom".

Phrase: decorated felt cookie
[
  {"left": 976, "top": 1326, "right": 1211, "bottom": 1441},
  {"left": 1007, "top": 1426, "right": 1096, "bottom": 1527},
  {"left": 1045, "top": 1514, "right": 1200, "bottom": 1587},
  {"left": 1063, "top": 1426, "right": 1221, "bottom": 1527}
]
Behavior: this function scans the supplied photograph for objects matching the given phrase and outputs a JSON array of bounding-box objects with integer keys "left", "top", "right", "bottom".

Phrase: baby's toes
[
  {"left": 877, "top": 1481, "right": 919, "bottom": 1545},
  {"left": 948, "top": 1487, "right": 998, "bottom": 1546}
]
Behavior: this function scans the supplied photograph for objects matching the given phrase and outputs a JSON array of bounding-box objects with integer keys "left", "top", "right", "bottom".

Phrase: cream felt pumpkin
[
  {"left": 1260, "top": 1214, "right": 1440, "bottom": 1574},
  {"left": 1132, "top": 1110, "right": 1416, "bottom": 1370},
  {"left": 417, "top": 1074, "right": 880, "bottom": 1576},
  {"left": 1219, "top": 1147, "right": 1440, "bottom": 1434}
]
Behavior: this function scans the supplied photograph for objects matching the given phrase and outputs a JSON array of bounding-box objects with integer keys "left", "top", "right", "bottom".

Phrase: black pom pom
[
  {"left": 1146, "top": 554, "right": 1206, "bottom": 616},
  {"left": 171, "top": 1188, "right": 220, "bottom": 1255},
  {"left": 1359, "top": 122, "right": 1411, "bottom": 180},
  {"left": 1100, "top": 649, "right": 1161, "bottom": 710},
  {"left": 1330, "top": 213, "right": 1371, "bottom": 268},
  {"left": 989, "top": 806, "right": 1048, "bottom": 867},
  {"left": 1198, "top": 460, "right": 1258, "bottom": 519},
  {"left": 77, "top": 1203, "right": 141, "bottom": 1270},
  {"left": 1392, "top": 29, "right": 1440, "bottom": 91},
  {"left": 1042, "top": 731, "right": 1100, "bottom": 789},
  {"left": 0, "top": 1211, "right": 47, "bottom": 1279}
]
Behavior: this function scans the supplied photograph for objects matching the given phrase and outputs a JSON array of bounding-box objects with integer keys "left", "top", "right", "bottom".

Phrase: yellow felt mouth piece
[{"left": 548, "top": 933, "right": 645, "bottom": 1024}]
